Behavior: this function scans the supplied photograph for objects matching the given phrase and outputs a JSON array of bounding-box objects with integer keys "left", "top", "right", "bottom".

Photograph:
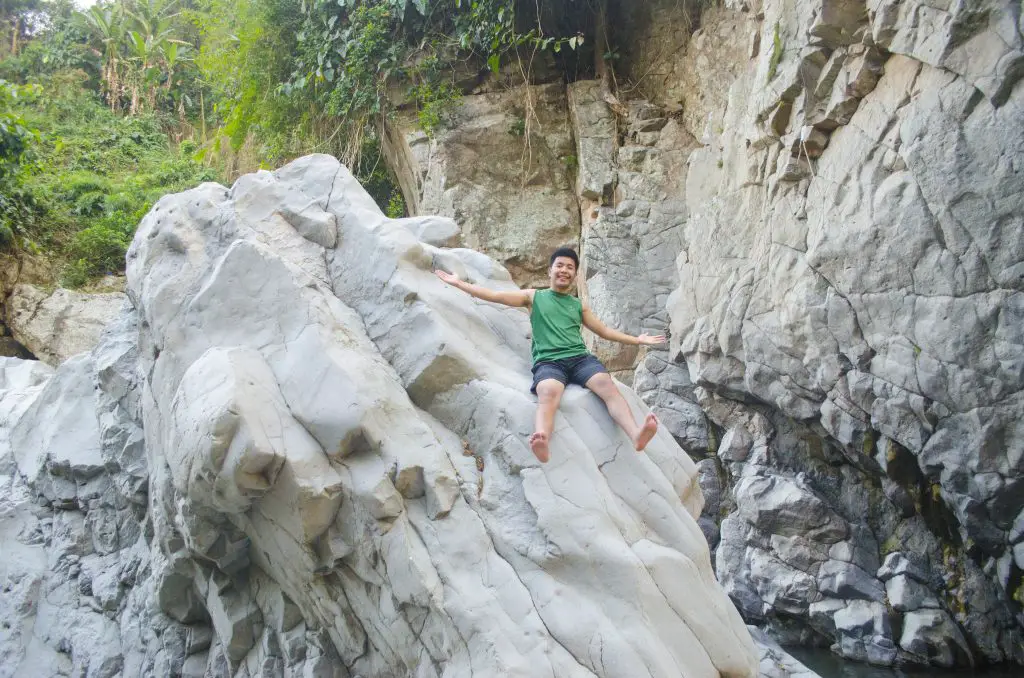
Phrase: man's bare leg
[
  {"left": 585, "top": 373, "right": 658, "bottom": 451},
  {"left": 531, "top": 379, "right": 565, "bottom": 463}
]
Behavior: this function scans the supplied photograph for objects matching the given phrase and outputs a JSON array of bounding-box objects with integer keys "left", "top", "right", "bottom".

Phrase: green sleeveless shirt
[{"left": 530, "top": 289, "right": 588, "bottom": 364}]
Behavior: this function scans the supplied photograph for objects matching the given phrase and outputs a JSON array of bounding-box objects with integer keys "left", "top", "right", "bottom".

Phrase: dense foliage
[
  {"left": 0, "top": 0, "right": 598, "bottom": 286},
  {"left": 1, "top": 70, "right": 216, "bottom": 285}
]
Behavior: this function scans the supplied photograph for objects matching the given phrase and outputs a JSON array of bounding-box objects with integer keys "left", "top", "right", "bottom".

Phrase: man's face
[{"left": 549, "top": 256, "right": 577, "bottom": 291}]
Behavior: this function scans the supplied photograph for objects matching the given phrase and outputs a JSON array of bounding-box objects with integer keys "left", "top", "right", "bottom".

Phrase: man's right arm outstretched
[{"left": 435, "top": 270, "right": 534, "bottom": 308}]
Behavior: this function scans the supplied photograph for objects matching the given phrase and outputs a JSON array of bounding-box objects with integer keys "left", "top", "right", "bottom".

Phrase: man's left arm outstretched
[{"left": 581, "top": 306, "right": 666, "bottom": 346}]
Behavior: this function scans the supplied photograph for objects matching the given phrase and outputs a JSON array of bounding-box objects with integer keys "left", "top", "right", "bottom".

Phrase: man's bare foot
[
  {"left": 633, "top": 413, "right": 658, "bottom": 451},
  {"left": 529, "top": 431, "right": 551, "bottom": 463}
]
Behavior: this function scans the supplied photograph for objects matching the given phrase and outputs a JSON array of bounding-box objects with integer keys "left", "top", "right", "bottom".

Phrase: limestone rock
[
  {"left": 876, "top": 551, "right": 930, "bottom": 583},
  {"left": 899, "top": 609, "right": 973, "bottom": 668},
  {"left": 748, "top": 626, "right": 822, "bottom": 678},
  {"left": 833, "top": 601, "right": 896, "bottom": 666},
  {"left": 6, "top": 283, "right": 125, "bottom": 366},
  {"left": 817, "top": 560, "right": 885, "bottom": 601},
  {"left": 735, "top": 474, "right": 848, "bottom": 543},
  {"left": 384, "top": 83, "right": 579, "bottom": 286},
  {"left": 652, "top": 0, "right": 1024, "bottom": 666},
  {"left": 0, "top": 153, "right": 760, "bottom": 678},
  {"left": 886, "top": 574, "right": 940, "bottom": 612}
]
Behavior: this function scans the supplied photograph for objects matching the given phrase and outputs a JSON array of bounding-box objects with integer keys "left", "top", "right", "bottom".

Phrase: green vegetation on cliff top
[{"left": 1, "top": 0, "right": 600, "bottom": 287}]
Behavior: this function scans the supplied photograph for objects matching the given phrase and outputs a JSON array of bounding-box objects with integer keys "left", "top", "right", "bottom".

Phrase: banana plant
[
  {"left": 123, "top": 0, "right": 186, "bottom": 114},
  {"left": 79, "top": 4, "right": 128, "bottom": 110},
  {"left": 161, "top": 40, "right": 191, "bottom": 91}
]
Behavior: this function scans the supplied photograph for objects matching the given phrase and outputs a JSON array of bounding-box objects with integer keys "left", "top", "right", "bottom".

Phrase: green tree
[
  {"left": 0, "top": 78, "right": 38, "bottom": 174},
  {"left": 0, "top": 77, "right": 39, "bottom": 248},
  {"left": 0, "top": 0, "right": 41, "bottom": 58},
  {"left": 80, "top": 3, "right": 128, "bottom": 109}
]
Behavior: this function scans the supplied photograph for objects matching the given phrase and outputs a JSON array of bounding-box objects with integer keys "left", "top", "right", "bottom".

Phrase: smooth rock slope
[{"left": 1, "top": 154, "right": 759, "bottom": 677}]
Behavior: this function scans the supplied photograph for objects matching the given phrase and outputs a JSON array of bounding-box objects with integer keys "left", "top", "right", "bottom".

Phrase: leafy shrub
[
  {"left": 386, "top": 190, "right": 405, "bottom": 219},
  {"left": 64, "top": 222, "right": 130, "bottom": 278},
  {"left": 60, "top": 171, "right": 110, "bottom": 199},
  {"left": 72, "top": 190, "right": 106, "bottom": 216},
  {"left": 0, "top": 222, "right": 14, "bottom": 249}
]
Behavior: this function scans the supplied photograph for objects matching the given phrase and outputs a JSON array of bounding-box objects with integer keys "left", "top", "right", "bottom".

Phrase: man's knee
[
  {"left": 535, "top": 379, "right": 565, "bottom": 404},
  {"left": 585, "top": 371, "right": 613, "bottom": 389},
  {"left": 585, "top": 372, "right": 619, "bottom": 399}
]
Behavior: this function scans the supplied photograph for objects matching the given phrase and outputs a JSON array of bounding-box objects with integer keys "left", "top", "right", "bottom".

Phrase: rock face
[
  {"left": 656, "top": 0, "right": 1024, "bottom": 670},
  {"left": 386, "top": 82, "right": 580, "bottom": 287},
  {"left": 6, "top": 282, "right": 126, "bottom": 365},
  {"left": 0, "top": 154, "right": 759, "bottom": 677},
  {"left": 378, "top": 0, "right": 1024, "bottom": 670}
]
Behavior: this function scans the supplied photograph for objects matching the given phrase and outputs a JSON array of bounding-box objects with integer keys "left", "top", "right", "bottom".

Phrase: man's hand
[
  {"left": 435, "top": 269, "right": 460, "bottom": 286},
  {"left": 637, "top": 334, "right": 666, "bottom": 346}
]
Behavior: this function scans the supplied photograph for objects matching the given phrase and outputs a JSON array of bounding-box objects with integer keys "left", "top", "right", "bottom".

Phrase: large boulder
[
  {"left": 0, "top": 154, "right": 761, "bottom": 677},
  {"left": 6, "top": 283, "right": 126, "bottom": 366},
  {"left": 124, "top": 153, "right": 757, "bottom": 677}
]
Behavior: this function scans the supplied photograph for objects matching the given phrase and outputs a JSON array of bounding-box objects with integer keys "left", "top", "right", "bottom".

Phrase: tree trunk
[
  {"left": 10, "top": 17, "right": 19, "bottom": 57},
  {"left": 108, "top": 57, "right": 121, "bottom": 112},
  {"left": 130, "top": 78, "right": 140, "bottom": 116},
  {"left": 594, "top": 0, "right": 607, "bottom": 88}
]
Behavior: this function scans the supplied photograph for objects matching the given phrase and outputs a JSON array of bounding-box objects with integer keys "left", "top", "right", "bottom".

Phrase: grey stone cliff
[{"left": 384, "top": 0, "right": 1024, "bottom": 669}]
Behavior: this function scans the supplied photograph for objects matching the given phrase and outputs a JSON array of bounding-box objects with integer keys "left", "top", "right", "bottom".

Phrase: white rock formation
[
  {"left": 6, "top": 283, "right": 126, "bottom": 365},
  {"left": 0, "top": 154, "right": 759, "bottom": 677}
]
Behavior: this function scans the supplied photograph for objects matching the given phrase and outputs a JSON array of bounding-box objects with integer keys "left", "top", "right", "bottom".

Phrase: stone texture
[
  {"left": 899, "top": 609, "right": 973, "bottom": 668},
  {"left": 0, "top": 154, "right": 761, "bottom": 678},
  {"left": 384, "top": 82, "right": 579, "bottom": 287},
  {"left": 735, "top": 474, "right": 848, "bottom": 543},
  {"left": 817, "top": 560, "right": 885, "bottom": 601},
  {"left": 748, "top": 626, "right": 822, "bottom": 678},
  {"left": 6, "top": 283, "right": 125, "bottom": 366},
  {"left": 876, "top": 551, "right": 930, "bottom": 583},
  {"left": 0, "top": 324, "right": 184, "bottom": 678},
  {"left": 638, "top": 0, "right": 1024, "bottom": 668},
  {"left": 886, "top": 574, "right": 940, "bottom": 612},
  {"left": 833, "top": 601, "right": 897, "bottom": 666}
]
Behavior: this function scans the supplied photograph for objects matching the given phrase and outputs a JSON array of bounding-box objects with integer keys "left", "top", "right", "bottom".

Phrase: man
[{"left": 435, "top": 247, "right": 664, "bottom": 463}]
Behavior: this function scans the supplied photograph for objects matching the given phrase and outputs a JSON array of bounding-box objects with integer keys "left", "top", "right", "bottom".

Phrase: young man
[{"left": 435, "top": 247, "right": 665, "bottom": 463}]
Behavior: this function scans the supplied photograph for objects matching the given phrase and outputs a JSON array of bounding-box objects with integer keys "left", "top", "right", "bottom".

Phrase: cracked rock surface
[
  {"left": 650, "top": 0, "right": 1024, "bottom": 669},
  {"left": 6, "top": 283, "right": 125, "bottom": 366},
  {"left": 0, "top": 154, "right": 758, "bottom": 678}
]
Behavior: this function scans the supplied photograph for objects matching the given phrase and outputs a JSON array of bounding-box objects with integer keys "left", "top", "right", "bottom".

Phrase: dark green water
[{"left": 785, "top": 648, "right": 1023, "bottom": 678}]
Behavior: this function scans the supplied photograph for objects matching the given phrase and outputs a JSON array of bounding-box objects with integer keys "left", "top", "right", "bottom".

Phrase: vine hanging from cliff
[{"left": 204, "top": 0, "right": 590, "bottom": 169}]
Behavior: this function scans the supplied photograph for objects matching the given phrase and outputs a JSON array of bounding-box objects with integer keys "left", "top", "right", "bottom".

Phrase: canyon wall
[{"left": 386, "top": 0, "right": 1024, "bottom": 668}]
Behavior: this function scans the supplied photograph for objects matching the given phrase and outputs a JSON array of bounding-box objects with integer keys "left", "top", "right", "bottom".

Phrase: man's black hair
[{"left": 549, "top": 247, "right": 579, "bottom": 268}]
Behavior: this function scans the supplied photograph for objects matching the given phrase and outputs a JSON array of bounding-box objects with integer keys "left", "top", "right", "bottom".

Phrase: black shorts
[{"left": 530, "top": 354, "right": 608, "bottom": 393}]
